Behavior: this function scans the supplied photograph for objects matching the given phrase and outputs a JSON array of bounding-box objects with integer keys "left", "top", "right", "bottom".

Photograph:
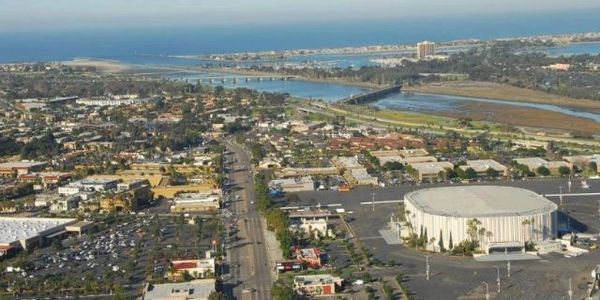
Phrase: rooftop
[
  {"left": 0, "top": 217, "right": 77, "bottom": 244},
  {"left": 0, "top": 161, "right": 46, "bottom": 169},
  {"left": 405, "top": 186, "right": 557, "bottom": 217},
  {"left": 143, "top": 279, "right": 216, "bottom": 300}
]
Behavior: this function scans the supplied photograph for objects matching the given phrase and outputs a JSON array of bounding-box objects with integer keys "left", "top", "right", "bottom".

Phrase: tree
[
  {"left": 208, "top": 291, "right": 226, "bottom": 300},
  {"left": 536, "top": 166, "right": 551, "bottom": 176},
  {"left": 464, "top": 167, "right": 477, "bottom": 179},
  {"left": 448, "top": 232, "right": 453, "bottom": 250},
  {"left": 438, "top": 230, "right": 445, "bottom": 252},
  {"left": 486, "top": 168, "right": 499, "bottom": 178},
  {"left": 558, "top": 166, "right": 571, "bottom": 176},
  {"left": 271, "top": 279, "right": 294, "bottom": 300},
  {"left": 589, "top": 162, "right": 598, "bottom": 175}
]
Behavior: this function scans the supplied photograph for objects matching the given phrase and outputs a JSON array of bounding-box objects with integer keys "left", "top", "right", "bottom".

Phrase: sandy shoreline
[{"left": 62, "top": 58, "right": 133, "bottom": 73}]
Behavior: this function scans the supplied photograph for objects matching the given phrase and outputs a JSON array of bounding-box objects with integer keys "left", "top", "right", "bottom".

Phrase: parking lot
[{"left": 288, "top": 178, "right": 600, "bottom": 299}]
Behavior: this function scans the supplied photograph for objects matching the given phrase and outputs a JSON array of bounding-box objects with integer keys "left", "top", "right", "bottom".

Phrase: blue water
[
  {"left": 1, "top": 8, "right": 600, "bottom": 63},
  {"left": 168, "top": 72, "right": 368, "bottom": 102},
  {"left": 544, "top": 42, "right": 600, "bottom": 56}
]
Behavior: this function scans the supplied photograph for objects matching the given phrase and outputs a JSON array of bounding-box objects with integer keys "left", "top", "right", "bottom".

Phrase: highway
[{"left": 223, "top": 140, "right": 272, "bottom": 300}]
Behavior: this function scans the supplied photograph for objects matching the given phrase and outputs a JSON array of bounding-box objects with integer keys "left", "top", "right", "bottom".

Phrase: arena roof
[
  {"left": 405, "top": 186, "right": 557, "bottom": 217},
  {"left": 0, "top": 217, "right": 77, "bottom": 244}
]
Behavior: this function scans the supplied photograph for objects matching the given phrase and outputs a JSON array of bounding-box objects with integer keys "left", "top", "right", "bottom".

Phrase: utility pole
[
  {"left": 426, "top": 255, "right": 430, "bottom": 281},
  {"left": 568, "top": 176, "right": 572, "bottom": 192},
  {"left": 496, "top": 266, "right": 501, "bottom": 294}
]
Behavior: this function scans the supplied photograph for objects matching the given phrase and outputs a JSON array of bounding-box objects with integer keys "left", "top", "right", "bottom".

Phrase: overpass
[{"left": 340, "top": 84, "right": 402, "bottom": 105}]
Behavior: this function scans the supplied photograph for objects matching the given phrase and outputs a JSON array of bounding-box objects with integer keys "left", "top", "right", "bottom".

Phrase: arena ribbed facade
[{"left": 404, "top": 186, "right": 558, "bottom": 253}]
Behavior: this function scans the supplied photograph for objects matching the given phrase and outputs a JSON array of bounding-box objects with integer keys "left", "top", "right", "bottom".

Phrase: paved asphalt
[
  {"left": 291, "top": 177, "right": 600, "bottom": 299},
  {"left": 224, "top": 140, "right": 272, "bottom": 300}
]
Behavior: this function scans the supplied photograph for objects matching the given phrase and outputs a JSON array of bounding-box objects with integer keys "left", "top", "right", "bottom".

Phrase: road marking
[
  {"left": 280, "top": 204, "right": 342, "bottom": 210},
  {"left": 359, "top": 200, "right": 404, "bottom": 205}
]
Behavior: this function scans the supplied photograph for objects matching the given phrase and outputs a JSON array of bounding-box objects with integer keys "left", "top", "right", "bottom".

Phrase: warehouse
[{"left": 404, "top": 186, "right": 557, "bottom": 253}]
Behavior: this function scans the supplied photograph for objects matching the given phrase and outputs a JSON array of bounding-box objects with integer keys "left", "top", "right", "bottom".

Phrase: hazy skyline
[{"left": 1, "top": 0, "right": 600, "bottom": 32}]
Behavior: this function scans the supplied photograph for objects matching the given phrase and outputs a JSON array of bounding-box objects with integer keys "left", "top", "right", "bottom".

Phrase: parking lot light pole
[
  {"left": 425, "top": 255, "right": 430, "bottom": 281},
  {"left": 496, "top": 266, "right": 501, "bottom": 294},
  {"left": 505, "top": 248, "right": 510, "bottom": 278},
  {"left": 568, "top": 277, "right": 573, "bottom": 300},
  {"left": 482, "top": 282, "right": 490, "bottom": 300},
  {"left": 371, "top": 193, "right": 375, "bottom": 212}
]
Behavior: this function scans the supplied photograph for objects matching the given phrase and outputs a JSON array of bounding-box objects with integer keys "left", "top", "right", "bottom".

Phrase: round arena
[{"left": 403, "top": 186, "right": 558, "bottom": 253}]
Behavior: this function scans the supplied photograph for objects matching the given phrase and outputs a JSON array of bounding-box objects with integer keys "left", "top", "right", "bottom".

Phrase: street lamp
[
  {"left": 425, "top": 255, "right": 431, "bottom": 281},
  {"left": 371, "top": 192, "right": 376, "bottom": 212},
  {"left": 482, "top": 282, "right": 490, "bottom": 300}
]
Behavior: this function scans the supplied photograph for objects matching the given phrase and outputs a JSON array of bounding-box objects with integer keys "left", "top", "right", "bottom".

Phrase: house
[{"left": 294, "top": 274, "right": 342, "bottom": 296}]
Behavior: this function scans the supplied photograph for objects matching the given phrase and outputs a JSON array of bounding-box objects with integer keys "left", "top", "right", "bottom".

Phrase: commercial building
[
  {"left": 294, "top": 274, "right": 342, "bottom": 296},
  {"left": 0, "top": 217, "right": 79, "bottom": 252},
  {"left": 66, "top": 178, "right": 119, "bottom": 192},
  {"left": 514, "top": 157, "right": 572, "bottom": 175},
  {"left": 270, "top": 176, "right": 315, "bottom": 193},
  {"left": 407, "top": 161, "right": 454, "bottom": 182},
  {"left": 404, "top": 186, "right": 558, "bottom": 253},
  {"left": 417, "top": 41, "right": 436, "bottom": 59},
  {"left": 142, "top": 279, "right": 216, "bottom": 300},
  {"left": 294, "top": 247, "right": 322, "bottom": 269},
  {"left": 100, "top": 180, "right": 153, "bottom": 213},
  {"left": 0, "top": 161, "right": 47, "bottom": 176},
  {"left": 171, "top": 193, "right": 221, "bottom": 213},
  {"left": 459, "top": 159, "right": 509, "bottom": 177},
  {"left": 168, "top": 258, "right": 216, "bottom": 280},
  {"left": 371, "top": 149, "right": 433, "bottom": 165}
]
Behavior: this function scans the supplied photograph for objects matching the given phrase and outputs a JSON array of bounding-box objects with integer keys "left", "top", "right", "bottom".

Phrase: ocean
[{"left": 1, "top": 8, "right": 600, "bottom": 63}]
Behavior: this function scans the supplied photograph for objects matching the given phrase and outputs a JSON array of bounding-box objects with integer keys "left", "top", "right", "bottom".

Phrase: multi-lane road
[{"left": 223, "top": 140, "right": 272, "bottom": 300}]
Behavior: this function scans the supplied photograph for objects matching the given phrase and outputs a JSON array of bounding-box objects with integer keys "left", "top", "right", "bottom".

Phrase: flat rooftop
[
  {"left": 0, "top": 217, "right": 77, "bottom": 244},
  {"left": 143, "top": 279, "right": 215, "bottom": 300},
  {"left": 405, "top": 186, "right": 557, "bottom": 217}
]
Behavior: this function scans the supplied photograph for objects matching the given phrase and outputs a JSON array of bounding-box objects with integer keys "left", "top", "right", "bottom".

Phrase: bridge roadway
[
  {"left": 340, "top": 84, "right": 402, "bottom": 105},
  {"left": 194, "top": 75, "right": 296, "bottom": 84}
]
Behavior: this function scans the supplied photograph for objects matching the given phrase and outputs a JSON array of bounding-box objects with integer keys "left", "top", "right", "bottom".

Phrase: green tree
[
  {"left": 271, "top": 279, "right": 294, "bottom": 300},
  {"left": 448, "top": 232, "right": 453, "bottom": 250},
  {"left": 208, "top": 291, "right": 226, "bottom": 300},
  {"left": 536, "top": 166, "right": 551, "bottom": 176},
  {"left": 464, "top": 167, "right": 477, "bottom": 179},
  {"left": 438, "top": 230, "right": 445, "bottom": 252},
  {"left": 558, "top": 166, "right": 571, "bottom": 176}
]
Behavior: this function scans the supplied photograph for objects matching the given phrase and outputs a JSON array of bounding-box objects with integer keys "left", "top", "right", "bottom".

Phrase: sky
[{"left": 1, "top": 0, "right": 600, "bottom": 32}]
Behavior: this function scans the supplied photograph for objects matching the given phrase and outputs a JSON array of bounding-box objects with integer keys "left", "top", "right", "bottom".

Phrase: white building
[
  {"left": 142, "top": 279, "right": 216, "bottom": 300},
  {"left": 270, "top": 176, "right": 315, "bottom": 192},
  {"left": 404, "top": 186, "right": 557, "bottom": 253},
  {"left": 0, "top": 217, "right": 78, "bottom": 251}
]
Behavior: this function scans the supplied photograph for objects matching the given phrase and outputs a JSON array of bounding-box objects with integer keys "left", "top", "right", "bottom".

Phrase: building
[
  {"left": 460, "top": 159, "right": 508, "bottom": 177},
  {"left": 100, "top": 181, "right": 153, "bottom": 213},
  {"left": 270, "top": 176, "right": 315, "bottom": 193},
  {"left": 290, "top": 219, "right": 331, "bottom": 239},
  {"left": 563, "top": 154, "right": 600, "bottom": 172},
  {"left": 295, "top": 247, "right": 322, "bottom": 269},
  {"left": 349, "top": 168, "right": 378, "bottom": 186},
  {"left": 171, "top": 193, "right": 220, "bottom": 213},
  {"left": 407, "top": 161, "right": 454, "bottom": 182},
  {"left": 0, "top": 161, "right": 47, "bottom": 176},
  {"left": 0, "top": 217, "right": 79, "bottom": 253},
  {"left": 404, "top": 186, "right": 558, "bottom": 253},
  {"left": 294, "top": 274, "right": 342, "bottom": 296},
  {"left": 417, "top": 41, "right": 436, "bottom": 59},
  {"left": 67, "top": 178, "right": 119, "bottom": 192},
  {"left": 514, "top": 157, "right": 572, "bottom": 175},
  {"left": 168, "top": 258, "right": 216, "bottom": 280},
  {"left": 142, "top": 279, "right": 216, "bottom": 300}
]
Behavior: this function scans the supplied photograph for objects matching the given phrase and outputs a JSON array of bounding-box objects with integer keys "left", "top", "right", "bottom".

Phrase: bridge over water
[
  {"left": 191, "top": 75, "right": 297, "bottom": 84},
  {"left": 340, "top": 84, "right": 402, "bottom": 105}
]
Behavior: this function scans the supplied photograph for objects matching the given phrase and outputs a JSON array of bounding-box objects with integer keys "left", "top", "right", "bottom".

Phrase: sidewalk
[{"left": 261, "top": 216, "right": 283, "bottom": 280}]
